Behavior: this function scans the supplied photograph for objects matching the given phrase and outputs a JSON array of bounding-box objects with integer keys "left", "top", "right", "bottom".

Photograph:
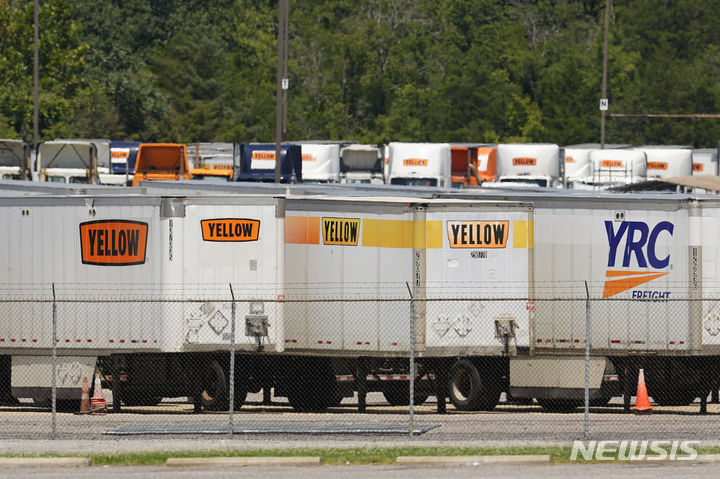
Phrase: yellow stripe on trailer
[
  {"left": 512, "top": 220, "right": 534, "bottom": 249},
  {"left": 286, "top": 216, "right": 528, "bottom": 249},
  {"left": 361, "top": 219, "right": 442, "bottom": 249}
]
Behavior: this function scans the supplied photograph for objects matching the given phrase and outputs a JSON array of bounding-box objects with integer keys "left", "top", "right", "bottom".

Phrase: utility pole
[
  {"left": 33, "top": 0, "right": 40, "bottom": 151},
  {"left": 274, "top": 0, "right": 289, "bottom": 183},
  {"left": 282, "top": 0, "right": 289, "bottom": 142},
  {"left": 600, "top": 0, "right": 610, "bottom": 148}
]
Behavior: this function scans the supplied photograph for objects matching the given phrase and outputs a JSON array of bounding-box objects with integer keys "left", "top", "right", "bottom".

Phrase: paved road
[{"left": 3, "top": 463, "right": 720, "bottom": 479}]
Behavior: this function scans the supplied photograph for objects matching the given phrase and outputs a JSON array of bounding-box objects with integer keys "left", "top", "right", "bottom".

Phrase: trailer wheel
[
  {"left": 382, "top": 384, "right": 429, "bottom": 406},
  {"left": 448, "top": 359, "right": 501, "bottom": 411},
  {"left": 201, "top": 360, "right": 229, "bottom": 411},
  {"left": 286, "top": 358, "right": 337, "bottom": 412}
]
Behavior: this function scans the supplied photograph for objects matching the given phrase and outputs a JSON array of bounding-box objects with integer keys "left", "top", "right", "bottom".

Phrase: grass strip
[{"left": 1, "top": 445, "right": 719, "bottom": 466}]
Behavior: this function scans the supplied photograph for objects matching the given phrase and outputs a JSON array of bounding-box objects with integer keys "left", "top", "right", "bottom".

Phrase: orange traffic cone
[
  {"left": 631, "top": 368, "right": 654, "bottom": 414},
  {"left": 90, "top": 374, "right": 108, "bottom": 415},
  {"left": 78, "top": 377, "right": 90, "bottom": 414}
]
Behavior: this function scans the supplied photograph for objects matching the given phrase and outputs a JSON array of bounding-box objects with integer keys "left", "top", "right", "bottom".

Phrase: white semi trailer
[
  {"left": 3, "top": 184, "right": 720, "bottom": 413},
  {"left": 439, "top": 188, "right": 720, "bottom": 409},
  {"left": 0, "top": 190, "right": 533, "bottom": 412}
]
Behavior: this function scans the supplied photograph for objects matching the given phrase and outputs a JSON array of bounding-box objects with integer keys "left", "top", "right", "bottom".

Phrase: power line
[{"left": 610, "top": 113, "right": 720, "bottom": 118}]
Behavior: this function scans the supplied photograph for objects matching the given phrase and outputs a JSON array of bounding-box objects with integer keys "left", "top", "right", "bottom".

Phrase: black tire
[
  {"left": 447, "top": 359, "right": 501, "bottom": 411},
  {"left": 201, "top": 360, "right": 229, "bottom": 411},
  {"left": 382, "top": 384, "right": 429, "bottom": 406},
  {"left": 537, "top": 398, "right": 581, "bottom": 412},
  {"left": 286, "top": 358, "right": 337, "bottom": 413}
]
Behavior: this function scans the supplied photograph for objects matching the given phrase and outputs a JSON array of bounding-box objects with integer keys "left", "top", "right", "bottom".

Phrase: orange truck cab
[
  {"left": 131, "top": 143, "right": 192, "bottom": 186},
  {"left": 450, "top": 144, "right": 497, "bottom": 187}
]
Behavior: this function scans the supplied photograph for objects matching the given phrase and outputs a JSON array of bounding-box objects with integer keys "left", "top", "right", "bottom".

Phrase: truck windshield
[
  {"left": 499, "top": 177, "right": 549, "bottom": 187},
  {"left": 390, "top": 178, "right": 438, "bottom": 187}
]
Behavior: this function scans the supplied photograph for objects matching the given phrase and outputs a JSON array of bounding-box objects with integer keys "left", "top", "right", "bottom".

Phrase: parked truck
[
  {"left": 588, "top": 148, "right": 647, "bottom": 188},
  {"left": 387, "top": 142, "right": 452, "bottom": 187},
  {"left": 0, "top": 140, "right": 31, "bottom": 180},
  {"left": 639, "top": 146, "right": 693, "bottom": 183},
  {"left": 564, "top": 144, "right": 632, "bottom": 189},
  {"left": 187, "top": 142, "right": 238, "bottom": 182},
  {"left": 450, "top": 144, "right": 497, "bottom": 187},
  {"left": 339, "top": 144, "right": 384, "bottom": 184},
  {"left": 236, "top": 143, "right": 302, "bottom": 183},
  {"left": 37, "top": 140, "right": 101, "bottom": 184},
  {"left": 298, "top": 143, "right": 341, "bottom": 183},
  {"left": 131, "top": 143, "right": 192, "bottom": 187},
  {"left": 494, "top": 143, "right": 561, "bottom": 188},
  {"left": 692, "top": 149, "right": 719, "bottom": 177},
  {"left": 110, "top": 141, "right": 140, "bottom": 185}
]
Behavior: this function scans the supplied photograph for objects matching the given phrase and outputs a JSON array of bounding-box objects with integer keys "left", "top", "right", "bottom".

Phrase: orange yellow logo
[
  {"left": 601, "top": 160, "right": 624, "bottom": 168},
  {"left": 403, "top": 158, "right": 428, "bottom": 167},
  {"left": 80, "top": 220, "right": 148, "bottom": 266},
  {"left": 647, "top": 162, "right": 668, "bottom": 170},
  {"left": 201, "top": 219, "right": 260, "bottom": 242},
  {"left": 513, "top": 157, "right": 536, "bottom": 166},
  {"left": 251, "top": 151, "right": 275, "bottom": 160}
]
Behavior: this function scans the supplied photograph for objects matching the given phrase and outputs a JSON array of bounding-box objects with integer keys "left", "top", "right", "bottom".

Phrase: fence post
[
  {"left": 51, "top": 283, "right": 57, "bottom": 440},
  {"left": 584, "top": 281, "right": 590, "bottom": 441},
  {"left": 406, "top": 282, "right": 414, "bottom": 439},
  {"left": 229, "top": 284, "right": 236, "bottom": 437}
]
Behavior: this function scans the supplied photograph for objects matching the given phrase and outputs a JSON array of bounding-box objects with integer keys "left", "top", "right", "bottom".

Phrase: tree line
[{"left": 2, "top": 0, "right": 720, "bottom": 148}]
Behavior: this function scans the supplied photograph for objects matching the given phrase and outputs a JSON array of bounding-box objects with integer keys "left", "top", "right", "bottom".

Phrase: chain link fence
[{"left": 1, "top": 291, "right": 720, "bottom": 441}]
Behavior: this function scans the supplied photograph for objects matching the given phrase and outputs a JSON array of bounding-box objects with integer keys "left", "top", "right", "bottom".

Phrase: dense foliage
[{"left": 2, "top": 0, "right": 720, "bottom": 147}]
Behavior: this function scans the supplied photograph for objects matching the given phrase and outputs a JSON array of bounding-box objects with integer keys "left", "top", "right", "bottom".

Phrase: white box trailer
[
  {"left": 0, "top": 190, "right": 534, "bottom": 412},
  {"left": 432, "top": 188, "right": 720, "bottom": 408},
  {"left": 0, "top": 193, "right": 284, "bottom": 409}
]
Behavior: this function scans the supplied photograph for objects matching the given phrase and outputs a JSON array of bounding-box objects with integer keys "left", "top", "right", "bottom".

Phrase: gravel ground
[{"left": 1, "top": 393, "right": 719, "bottom": 454}]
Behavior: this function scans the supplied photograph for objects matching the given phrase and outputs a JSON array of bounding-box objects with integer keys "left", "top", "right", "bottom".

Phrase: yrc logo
[{"left": 603, "top": 220, "right": 673, "bottom": 298}]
